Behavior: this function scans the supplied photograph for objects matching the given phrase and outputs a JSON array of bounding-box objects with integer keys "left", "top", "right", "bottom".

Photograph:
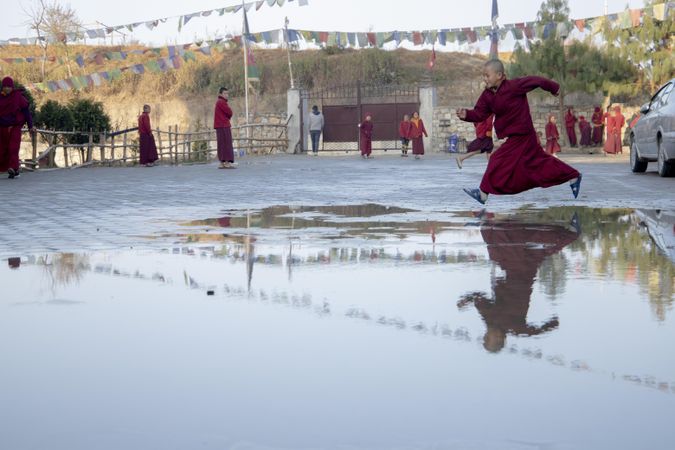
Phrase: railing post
[
  {"left": 48, "top": 131, "right": 55, "bottom": 168},
  {"left": 122, "top": 132, "right": 128, "bottom": 166},
  {"left": 31, "top": 130, "right": 37, "bottom": 163},
  {"left": 87, "top": 131, "right": 93, "bottom": 162},
  {"left": 156, "top": 127, "right": 163, "bottom": 162},
  {"left": 99, "top": 132, "right": 105, "bottom": 163},
  {"left": 174, "top": 125, "right": 179, "bottom": 165},
  {"left": 110, "top": 135, "right": 115, "bottom": 167}
]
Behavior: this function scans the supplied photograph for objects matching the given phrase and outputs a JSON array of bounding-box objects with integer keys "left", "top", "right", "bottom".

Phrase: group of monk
[{"left": 357, "top": 111, "right": 429, "bottom": 160}]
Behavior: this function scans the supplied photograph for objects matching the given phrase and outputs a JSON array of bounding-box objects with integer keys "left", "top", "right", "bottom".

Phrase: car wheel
[
  {"left": 630, "top": 139, "right": 648, "bottom": 173},
  {"left": 657, "top": 138, "right": 674, "bottom": 177}
]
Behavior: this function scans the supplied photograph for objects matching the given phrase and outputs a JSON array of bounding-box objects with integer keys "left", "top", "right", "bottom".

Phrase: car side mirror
[{"left": 639, "top": 103, "right": 650, "bottom": 114}]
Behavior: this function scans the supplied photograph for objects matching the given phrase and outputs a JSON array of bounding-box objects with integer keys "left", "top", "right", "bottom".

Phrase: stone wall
[{"left": 431, "top": 91, "right": 640, "bottom": 153}]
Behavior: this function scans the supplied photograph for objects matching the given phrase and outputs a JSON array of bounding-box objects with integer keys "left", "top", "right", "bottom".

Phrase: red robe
[
  {"left": 0, "top": 89, "right": 32, "bottom": 173},
  {"left": 399, "top": 120, "right": 412, "bottom": 140},
  {"left": 578, "top": 118, "right": 592, "bottom": 146},
  {"left": 463, "top": 76, "right": 579, "bottom": 195},
  {"left": 409, "top": 118, "right": 427, "bottom": 155},
  {"left": 467, "top": 114, "right": 494, "bottom": 153},
  {"left": 137, "top": 112, "right": 158, "bottom": 165},
  {"left": 214, "top": 97, "right": 234, "bottom": 162},
  {"left": 545, "top": 121, "right": 561, "bottom": 154},
  {"left": 359, "top": 120, "right": 373, "bottom": 156},
  {"left": 604, "top": 110, "right": 625, "bottom": 154},
  {"left": 591, "top": 107, "right": 603, "bottom": 145},
  {"left": 564, "top": 109, "right": 577, "bottom": 146}
]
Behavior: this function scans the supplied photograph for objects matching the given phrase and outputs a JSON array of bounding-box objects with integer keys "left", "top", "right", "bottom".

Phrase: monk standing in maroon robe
[
  {"left": 409, "top": 111, "right": 428, "bottom": 160},
  {"left": 591, "top": 106, "right": 603, "bottom": 146},
  {"left": 214, "top": 87, "right": 235, "bottom": 169},
  {"left": 456, "top": 60, "right": 581, "bottom": 204},
  {"left": 604, "top": 106, "right": 625, "bottom": 155},
  {"left": 455, "top": 114, "right": 494, "bottom": 169},
  {"left": 399, "top": 114, "right": 412, "bottom": 157},
  {"left": 578, "top": 115, "right": 592, "bottom": 147},
  {"left": 0, "top": 77, "right": 35, "bottom": 179},
  {"left": 545, "top": 114, "right": 561, "bottom": 156},
  {"left": 359, "top": 113, "right": 373, "bottom": 159},
  {"left": 564, "top": 107, "right": 577, "bottom": 147},
  {"left": 137, "top": 105, "right": 159, "bottom": 167}
]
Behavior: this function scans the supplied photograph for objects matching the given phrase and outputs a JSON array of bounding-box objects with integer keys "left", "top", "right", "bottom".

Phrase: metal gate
[{"left": 301, "top": 82, "right": 419, "bottom": 153}]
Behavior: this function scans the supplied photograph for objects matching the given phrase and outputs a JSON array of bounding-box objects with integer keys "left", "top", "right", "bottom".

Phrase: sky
[{"left": 3, "top": 0, "right": 645, "bottom": 46}]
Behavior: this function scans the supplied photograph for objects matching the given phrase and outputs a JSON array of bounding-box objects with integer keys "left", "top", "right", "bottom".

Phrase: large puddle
[{"left": 2, "top": 205, "right": 674, "bottom": 450}]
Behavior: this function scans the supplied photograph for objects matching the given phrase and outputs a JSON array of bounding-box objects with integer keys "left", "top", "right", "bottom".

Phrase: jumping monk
[
  {"left": 456, "top": 60, "right": 582, "bottom": 205},
  {"left": 591, "top": 106, "right": 603, "bottom": 146},
  {"left": 455, "top": 114, "right": 494, "bottom": 169},
  {"left": 564, "top": 107, "right": 577, "bottom": 147},
  {"left": 399, "top": 114, "right": 412, "bottom": 157},
  {"left": 545, "top": 114, "right": 561, "bottom": 156},
  {"left": 214, "top": 87, "right": 235, "bottom": 169},
  {"left": 457, "top": 217, "right": 580, "bottom": 353},
  {"left": 137, "top": 105, "right": 158, "bottom": 167},
  {"left": 409, "top": 111, "right": 428, "bottom": 160},
  {"left": 359, "top": 113, "right": 373, "bottom": 159},
  {"left": 0, "top": 76, "right": 34, "bottom": 179},
  {"left": 603, "top": 106, "right": 625, "bottom": 155},
  {"left": 578, "top": 115, "right": 592, "bottom": 147}
]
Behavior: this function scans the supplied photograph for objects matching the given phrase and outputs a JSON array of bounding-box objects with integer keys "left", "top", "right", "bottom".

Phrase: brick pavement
[{"left": 1, "top": 153, "right": 672, "bottom": 257}]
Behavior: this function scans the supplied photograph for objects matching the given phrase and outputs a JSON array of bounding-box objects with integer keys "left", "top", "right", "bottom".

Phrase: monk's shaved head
[{"left": 484, "top": 59, "right": 505, "bottom": 76}]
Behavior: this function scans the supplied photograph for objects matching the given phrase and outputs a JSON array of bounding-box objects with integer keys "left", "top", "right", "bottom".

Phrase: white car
[{"left": 630, "top": 79, "right": 675, "bottom": 177}]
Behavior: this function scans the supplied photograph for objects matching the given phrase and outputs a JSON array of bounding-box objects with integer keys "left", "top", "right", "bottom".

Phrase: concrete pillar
[
  {"left": 419, "top": 85, "right": 437, "bottom": 152},
  {"left": 286, "top": 88, "right": 305, "bottom": 153}
]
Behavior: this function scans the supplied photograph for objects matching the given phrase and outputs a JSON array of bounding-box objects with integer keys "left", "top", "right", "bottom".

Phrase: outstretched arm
[
  {"left": 458, "top": 92, "right": 492, "bottom": 123},
  {"left": 513, "top": 76, "right": 560, "bottom": 96}
]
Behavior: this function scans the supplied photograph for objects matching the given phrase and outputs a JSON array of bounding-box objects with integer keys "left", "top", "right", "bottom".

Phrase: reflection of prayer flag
[
  {"left": 575, "top": 19, "right": 585, "bottom": 32},
  {"left": 412, "top": 31, "right": 423, "bottom": 45},
  {"left": 367, "top": 32, "right": 376, "bottom": 46},
  {"left": 427, "top": 46, "right": 436, "bottom": 70}
]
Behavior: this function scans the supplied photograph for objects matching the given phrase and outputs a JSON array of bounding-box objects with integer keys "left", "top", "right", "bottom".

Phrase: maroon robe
[
  {"left": 0, "top": 86, "right": 32, "bottom": 173},
  {"left": 467, "top": 115, "right": 494, "bottom": 153},
  {"left": 591, "top": 107, "right": 603, "bottom": 145},
  {"left": 604, "top": 108, "right": 625, "bottom": 155},
  {"left": 578, "top": 116, "right": 592, "bottom": 146},
  {"left": 137, "top": 112, "right": 158, "bottom": 165},
  {"left": 463, "top": 76, "right": 579, "bottom": 195},
  {"left": 359, "top": 119, "right": 373, "bottom": 156},
  {"left": 214, "top": 97, "right": 234, "bottom": 162},
  {"left": 545, "top": 120, "right": 561, "bottom": 154},
  {"left": 564, "top": 109, "right": 577, "bottom": 146},
  {"left": 460, "top": 222, "right": 579, "bottom": 352},
  {"left": 409, "top": 118, "right": 427, "bottom": 155}
]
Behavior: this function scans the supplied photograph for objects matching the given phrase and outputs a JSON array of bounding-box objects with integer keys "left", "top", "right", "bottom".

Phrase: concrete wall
[
  {"left": 287, "top": 89, "right": 302, "bottom": 154},
  {"left": 419, "top": 85, "right": 437, "bottom": 151}
]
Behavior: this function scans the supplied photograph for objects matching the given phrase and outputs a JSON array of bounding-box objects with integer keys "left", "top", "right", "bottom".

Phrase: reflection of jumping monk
[{"left": 458, "top": 220, "right": 580, "bottom": 353}]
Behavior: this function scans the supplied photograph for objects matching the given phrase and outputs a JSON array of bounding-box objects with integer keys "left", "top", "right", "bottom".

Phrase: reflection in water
[
  {"left": 8, "top": 257, "right": 20, "bottom": 269},
  {"left": 458, "top": 220, "right": 580, "bottom": 353},
  {"left": 42, "top": 253, "right": 91, "bottom": 289}
]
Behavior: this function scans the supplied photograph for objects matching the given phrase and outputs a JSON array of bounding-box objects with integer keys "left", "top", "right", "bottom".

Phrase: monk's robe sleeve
[
  {"left": 464, "top": 92, "right": 492, "bottom": 123},
  {"left": 513, "top": 76, "right": 560, "bottom": 96}
]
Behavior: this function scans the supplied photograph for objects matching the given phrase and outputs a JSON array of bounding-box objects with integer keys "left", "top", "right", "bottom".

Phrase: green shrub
[
  {"left": 36, "top": 100, "right": 74, "bottom": 132},
  {"left": 67, "top": 98, "right": 111, "bottom": 144}
]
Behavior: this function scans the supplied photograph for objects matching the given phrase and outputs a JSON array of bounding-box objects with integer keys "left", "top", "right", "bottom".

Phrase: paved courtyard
[{"left": 1, "top": 152, "right": 672, "bottom": 256}]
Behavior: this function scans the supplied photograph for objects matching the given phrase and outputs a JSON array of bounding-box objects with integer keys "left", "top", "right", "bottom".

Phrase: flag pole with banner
[{"left": 489, "top": 0, "right": 499, "bottom": 59}]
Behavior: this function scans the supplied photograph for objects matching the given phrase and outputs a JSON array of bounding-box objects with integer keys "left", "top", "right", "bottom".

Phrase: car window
[
  {"left": 650, "top": 83, "right": 671, "bottom": 110},
  {"left": 659, "top": 82, "right": 673, "bottom": 107}
]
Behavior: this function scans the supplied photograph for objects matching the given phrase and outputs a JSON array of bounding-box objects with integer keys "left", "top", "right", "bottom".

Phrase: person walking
[
  {"left": 564, "top": 107, "right": 578, "bottom": 147},
  {"left": 0, "top": 76, "right": 35, "bottom": 179},
  {"left": 545, "top": 114, "right": 561, "bottom": 156},
  {"left": 604, "top": 105, "right": 625, "bottom": 155},
  {"left": 214, "top": 87, "right": 235, "bottom": 169},
  {"left": 455, "top": 114, "right": 494, "bottom": 169},
  {"left": 399, "top": 114, "right": 412, "bottom": 157},
  {"left": 456, "top": 60, "right": 582, "bottom": 205},
  {"left": 308, "top": 105, "right": 324, "bottom": 156},
  {"left": 578, "top": 115, "right": 592, "bottom": 147},
  {"left": 138, "top": 104, "right": 159, "bottom": 167},
  {"left": 591, "top": 106, "right": 603, "bottom": 146},
  {"left": 359, "top": 113, "right": 373, "bottom": 159}
]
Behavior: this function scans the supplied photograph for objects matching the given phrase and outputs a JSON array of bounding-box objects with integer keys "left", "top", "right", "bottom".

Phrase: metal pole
[
  {"left": 242, "top": 0, "right": 250, "bottom": 136},
  {"left": 285, "top": 17, "right": 295, "bottom": 89}
]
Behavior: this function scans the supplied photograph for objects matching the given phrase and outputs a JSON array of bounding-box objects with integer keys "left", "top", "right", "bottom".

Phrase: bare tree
[{"left": 23, "top": 0, "right": 82, "bottom": 80}]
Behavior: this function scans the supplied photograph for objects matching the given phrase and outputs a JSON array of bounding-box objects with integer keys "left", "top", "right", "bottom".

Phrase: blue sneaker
[
  {"left": 463, "top": 188, "right": 486, "bottom": 205},
  {"left": 570, "top": 173, "right": 583, "bottom": 199}
]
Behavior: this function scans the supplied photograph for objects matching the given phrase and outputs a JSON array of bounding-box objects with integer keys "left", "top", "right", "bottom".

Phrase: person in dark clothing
[{"left": 0, "top": 77, "right": 35, "bottom": 179}]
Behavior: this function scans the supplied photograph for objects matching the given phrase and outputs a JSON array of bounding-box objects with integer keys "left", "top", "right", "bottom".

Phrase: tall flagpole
[{"left": 242, "top": 0, "right": 250, "bottom": 134}]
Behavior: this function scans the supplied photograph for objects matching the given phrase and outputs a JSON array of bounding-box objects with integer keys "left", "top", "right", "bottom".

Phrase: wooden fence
[{"left": 21, "top": 120, "right": 289, "bottom": 170}]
